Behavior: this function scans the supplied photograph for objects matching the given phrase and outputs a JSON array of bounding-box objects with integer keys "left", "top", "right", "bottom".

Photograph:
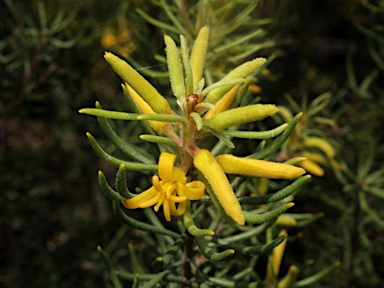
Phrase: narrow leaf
[
  {"left": 79, "top": 108, "right": 139, "bottom": 120},
  {"left": 243, "top": 203, "right": 295, "bottom": 224},
  {"left": 86, "top": 132, "right": 158, "bottom": 171},
  {"left": 225, "top": 124, "right": 287, "bottom": 139},
  {"left": 98, "top": 171, "right": 126, "bottom": 202},
  {"left": 113, "top": 202, "right": 180, "bottom": 238}
]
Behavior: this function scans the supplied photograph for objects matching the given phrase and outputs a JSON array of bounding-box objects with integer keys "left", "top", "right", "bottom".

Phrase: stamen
[{"left": 154, "top": 194, "right": 166, "bottom": 211}]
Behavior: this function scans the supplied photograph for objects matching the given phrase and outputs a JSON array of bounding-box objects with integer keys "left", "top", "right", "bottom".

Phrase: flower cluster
[{"left": 81, "top": 27, "right": 307, "bottom": 227}]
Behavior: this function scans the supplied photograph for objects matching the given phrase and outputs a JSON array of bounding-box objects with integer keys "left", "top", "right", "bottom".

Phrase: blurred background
[{"left": 1, "top": 0, "right": 383, "bottom": 287}]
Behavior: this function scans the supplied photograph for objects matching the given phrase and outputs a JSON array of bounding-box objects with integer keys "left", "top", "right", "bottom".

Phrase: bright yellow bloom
[
  {"left": 123, "top": 83, "right": 167, "bottom": 133},
  {"left": 100, "top": 33, "right": 117, "bottom": 48},
  {"left": 216, "top": 154, "right": 306, "bottom": 179},
  {"left": 203, "top": 84, "right": 241, "bottom": 120},
  {"left": 297, "top": 159, "right": 324, "bottom": 177},
  {"left": 194, "top": 149, "right": 245, "bottom": 225},
  {"left": 203, "top": 104, "right": 278, "bottom": 131},
  {"left": 123, "top": 152, "right": 205, "bottom": 221},
  {"left": 267, "top": 230, "right": 288, "bottom": 280}
]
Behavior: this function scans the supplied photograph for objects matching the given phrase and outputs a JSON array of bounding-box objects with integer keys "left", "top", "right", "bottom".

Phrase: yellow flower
[
  {"left": 122, "top": 152, "right": 205, "bottom": 221},
  {"left": 194, "top": 149, "right": 245, "bottom": 225},
  {"left": 216, "top": 154, "right": 306, "bottom": 179},
  {"left": 122, "top": 83, "right": 167, "bottom": 133},
  {"left": 100, "top": 33, "right": 116, "bottom": 48}
]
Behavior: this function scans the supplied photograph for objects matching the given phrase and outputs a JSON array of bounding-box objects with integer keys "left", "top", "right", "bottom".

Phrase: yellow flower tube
[
  {"left": 203, "top": 104, "right": 278, "bottom": 131},
  {"left": 123, "top": 84, "right": 167, "bottom": 133},
  {"left": 205, "top": 57, "right": 266, "bottom": 104},
  {"left": 190, "top": 26, "right": 209, "bottom": 91},
  {"left": 302, "top": 137, "right": 335, "bottom": 158},
  {"left": 104, "top": 52, "right": 171, "bottom": 114},
  {"left": 297, "top": 159, "right": 324, "bottom": 177},
  {"left": 267, "top": 229, "right": 288, "bottom": 280},
  {"left": 203, "top": 84, "right": 241, "bottom": 120},
  {"left": 194, "top": 149, "right": 245, "bottom": 225},
  {"left": 216, "top": 154, "right": 306, "bottom": 179}
]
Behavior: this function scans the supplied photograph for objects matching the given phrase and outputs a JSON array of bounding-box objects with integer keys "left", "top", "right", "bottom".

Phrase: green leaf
[
  {"left": 86, "top": 132, "right": 158, "bottom": 172},
  {"left": 195, "top": 236, "right": 235, "bottom": 262},
  {"left": 152, "top": 236, "right": 186, "bottom": 270},
  {"left": 96, "top": 103, "right": 154, "bottom": 164},
  {"left": 139, "top": 134, "right": 179, "bottom": 147},
  {"left": 79, "top": 108, "right": 139, "bottom": 120},
  {"left": 115, "top": 164, "right": 136, "bottom": 199},
  {"left": 251, "top": 113, "right": 302, "bottom": 160},
  {"left": 137, "top": 113, "right": 185, "bottom": 125},
  {"left": 98, "top": 171, "right": 126, "bottom": 202},
  {"left": 218, "top": 234, "right": 286, "bottom": 256},
  {"left": 284, "top": 157, "right": 307, "bottom": 165},
  {"left": 140, "top": 270, "right": 170, "bottom": 288},
  {"left": 190, "top": 112, "right": 203, "bottom": 131},
  {"left": 225, "top": 123, "right": 287, "bottom": 139},
  {"left": 113, "top": 202, "right": 180, "bottom": 238},
  {"left": 183, "top": 201, "right": 215, "bottom": 236},
  {"left": 203, "top": 126, "right": 235, "bottom": 148},
  {"left": 220, "top": 220, "right": 275, "bottom": 243},
  {"left": 243, "top": 203, "right": 295, "bottom": 224},
  {"left": 292, "top": 261, "right": 340, "bottom": 287},
  {"left": 238, "top": 175, "right": 312, "bottom": 205},
  {"left": 97, "top": 246, "right": 123, "bottom": 288}
]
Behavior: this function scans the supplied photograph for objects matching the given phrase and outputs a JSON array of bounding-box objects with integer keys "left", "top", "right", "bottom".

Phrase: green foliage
[{"left": 1, "top": 0, "right": 383, "bottom": 287}]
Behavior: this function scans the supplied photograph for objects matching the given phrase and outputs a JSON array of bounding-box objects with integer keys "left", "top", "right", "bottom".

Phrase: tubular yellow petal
[
  {"left": 124, "top": 84, "right": 166, "bottom": 133},
  {"left": 154, "top": 194, "right": 166, "bottom": 211},
  {"left": 170, "top": 195, "right": 187, "bottom": 203},
  {"left": 122, "top": 187, "right": 158, "bottom": 209},
  {"left": 163, "top": 200, "right": 171, "bottom": 221},
  {"left": 170, "top": 201, "right": 187, "bottom": 216},
  {"left": 302, "top": 137, "right": 335, "bottom": 158},
  {"left": 194, "top": 149, "right": 245, "bottom": 225},
  {"left": 268, "top": 230, "right": 288, "bottom": 280},
  {"left": 297, "top": 159, "right": 324, "bottom": 177},
  {"left": 164, "top": 35, "right": 185, "bottom": 100},
  {"left": 139, "top": 193, "right": 161, "bottom": 208},
  {"left": 298, "top": 151, "right": 327, "bottom": 165},
  {"left": 203, "top": 84, "right": 241, "bottom": 120},
  {"left": 205, "top": 58, "right": 266, "bottom": 104},
  {"left": 158, "top": 152, "right": 176, "bottom": 182},
  {"left": 190, "top": 26, "right": 209, "bottom": 91},
  {"left": 181, "top": 181, "right": 205, "bottom": 200},
  {"left": 275, "top": 215, "right": 298, "bottom": 226},
  {"left": 172, "top": 167, "right": 187, "bottom": 184},
  {"left": 203, "top": 104, "right": 278, "bottom": 131},
  {"left": 104, "top": 52, "right": 170, "bottom": 114},
  {"left": 249, "top": 84, "right": 261, "bottom": 94},
  {"left": 216, "top": 154, "right": 306, "bottom": 179},
  {"left": 278, "top": 265, "right": 299, "bottom": 288}
]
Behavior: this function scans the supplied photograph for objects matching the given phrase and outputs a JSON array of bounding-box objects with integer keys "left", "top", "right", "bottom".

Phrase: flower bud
[
  {"left": 194, "top": 149, "right": 245, "bottom": 225},
  {"left": 104, "top": 52, "right": 171, "bottom": 114},
  {"left": 216, "top": 154, "right": 306, "bottom": 179},
  {"left": 190, "top": 26, "right": 209, "bottom": 91},
  {"left": 203, "top": 104, "right": 278, "bottom": 131},
  {"left": 205, "top": 57, "right": 266, "bottom": 104},
  {"left": 123, "top": 84, "right": 167, "bottom": 133}
]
